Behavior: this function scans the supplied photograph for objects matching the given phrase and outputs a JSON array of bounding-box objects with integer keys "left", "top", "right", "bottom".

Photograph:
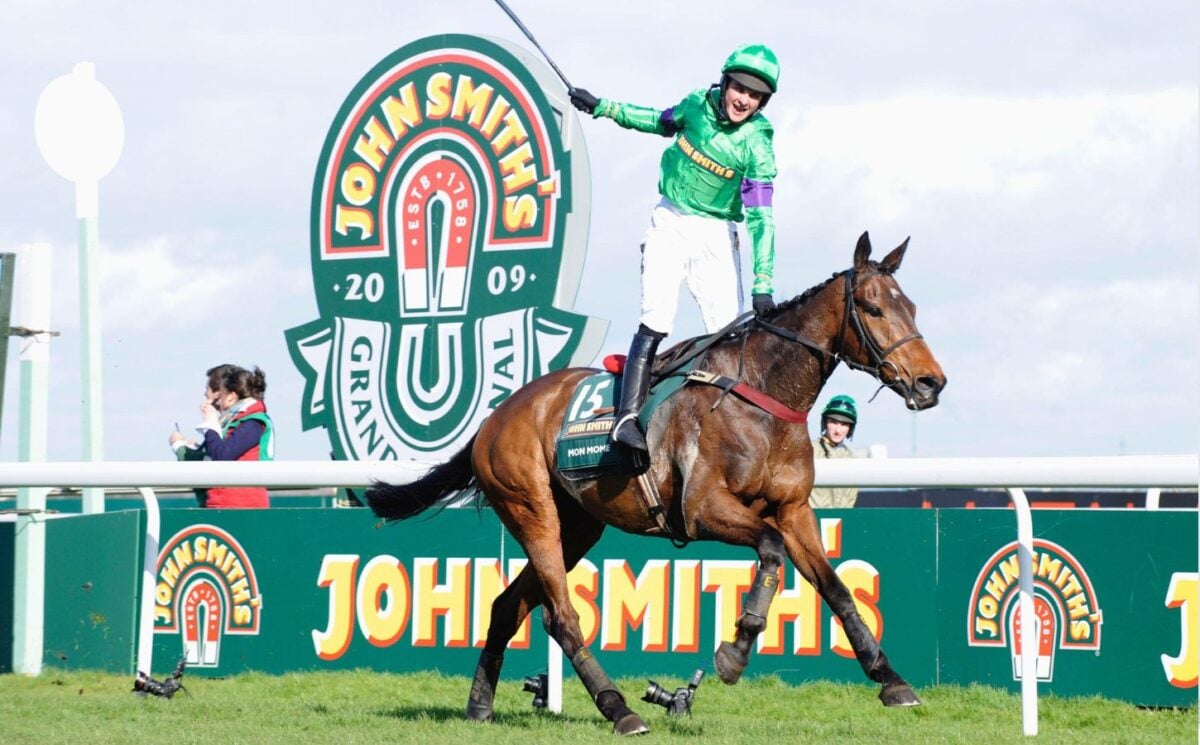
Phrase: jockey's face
[
  {"left": 723, "top": 79, "right": 764, "bottom": 124},
  {"left": 824, "top": 419, "right": 851, "bottom": 445}
]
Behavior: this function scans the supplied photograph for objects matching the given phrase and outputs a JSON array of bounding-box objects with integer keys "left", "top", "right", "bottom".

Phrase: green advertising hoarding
[
  {"left": 0, "top": 520, "right": 12, "bottom": 672},
  {"left": 38, "top": 512, "right": 142, "bottom": 672},
  {"left": 138, "top": 508, "right": 937, "bottom": 687},
  {"left": 938, "top": 510, "right": 1198, "bottom": 705},
  {"left": 29, "top": 507, "right": 1196, "bottom": 707}
]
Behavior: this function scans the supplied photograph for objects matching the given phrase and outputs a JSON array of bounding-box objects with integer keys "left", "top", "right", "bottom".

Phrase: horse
[{"left": 366, "top": 231, "right": 947, "bottom": 735}]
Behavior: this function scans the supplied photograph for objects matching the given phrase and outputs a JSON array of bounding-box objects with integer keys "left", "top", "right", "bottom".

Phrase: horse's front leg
[
  {"left": 778, "top": 501, "right": 921, "bottom": 707},
  {"left": 690, "top": 487, "right": 787, "bottom": 685},
  {"left": 712, "top": 528, "right": 787, "bottom": 684}
]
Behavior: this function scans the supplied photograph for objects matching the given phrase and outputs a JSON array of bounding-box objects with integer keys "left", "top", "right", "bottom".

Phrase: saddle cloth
[{"left": 554, "top": 358, "right": 690, "bottom": 480}]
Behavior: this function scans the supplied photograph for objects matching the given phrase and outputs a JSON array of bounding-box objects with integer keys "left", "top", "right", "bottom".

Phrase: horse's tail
[{"left": 365, "top": 435, "right": 478, "bottom": 521}]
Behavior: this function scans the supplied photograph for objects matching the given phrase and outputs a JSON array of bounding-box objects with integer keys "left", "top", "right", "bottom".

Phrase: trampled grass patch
[{"left": 0, "top": 670, "right": 1194, "bottom": 744}]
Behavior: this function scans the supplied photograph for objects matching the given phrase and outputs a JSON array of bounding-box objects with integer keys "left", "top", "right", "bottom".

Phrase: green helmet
[
  {"left": 722, "top": 43, "right": 780, "bottom": 94},
  {"left": 822, "top": 395, "right": 858, "bottom": 425}
]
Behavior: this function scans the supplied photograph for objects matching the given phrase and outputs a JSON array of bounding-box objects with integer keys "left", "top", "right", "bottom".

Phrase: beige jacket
[{"left": 809, "top": 436, "right": 857, "bottom": 508}]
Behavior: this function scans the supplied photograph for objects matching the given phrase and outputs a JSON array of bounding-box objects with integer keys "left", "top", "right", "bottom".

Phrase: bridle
[{"left": 754, "top": 266, "right": 925, "bottom": 405}]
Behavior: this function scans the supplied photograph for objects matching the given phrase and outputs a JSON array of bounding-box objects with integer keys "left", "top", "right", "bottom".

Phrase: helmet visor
[
  {"left": 726, "top": 70, "right": 773, "bottom": 95},
  {"left": 824, "top": 412, "right": 856, "bottom": 425}
]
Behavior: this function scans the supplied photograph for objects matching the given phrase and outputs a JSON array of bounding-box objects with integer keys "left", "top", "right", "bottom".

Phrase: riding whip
[{"left": 491, "top": 0, "right": 573, "bottom": 89}]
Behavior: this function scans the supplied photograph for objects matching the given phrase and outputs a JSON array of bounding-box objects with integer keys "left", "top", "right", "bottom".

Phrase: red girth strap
[{"left": 684, "top": 370, "right": 808, "bottom": 424}]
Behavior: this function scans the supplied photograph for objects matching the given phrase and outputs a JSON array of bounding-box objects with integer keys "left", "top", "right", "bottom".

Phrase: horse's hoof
[
  {"left": 714, "top": 641, "right": 746, "bottom": 685},
  {"left": 879, "top": 681, "right": 921, "bottom": 707},
  {"left": 464, "top": 705, "right": 494, "bottom": 722},
  {"left": 613, "top": 712, "right": 649, "bottom": 736}
]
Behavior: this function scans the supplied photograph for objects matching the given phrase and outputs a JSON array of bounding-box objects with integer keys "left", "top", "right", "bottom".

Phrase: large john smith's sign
[{"left": 287, "top": 34, "right": 604, "bottom": 459}]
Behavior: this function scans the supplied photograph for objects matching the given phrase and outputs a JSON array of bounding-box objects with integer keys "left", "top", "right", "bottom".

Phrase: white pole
[
  {"left": 12, "top": 243, "right": 52, "bottom": 675},
  {"left": 1008, "top": 488, "right": 1038, "bottom": 736},
  {"left": 547, "top": 636, "right": 563, "bottom": 713},
  {"left": 34, "top": 61, "right": 125, "bottom": 515},
  {"left": 1145, "top": 487, "right": 1161, "bottom": 510},
  {"left": 78, "top": 176, "right": 105, "bottom": 513},
  {"left": 134, "top": 487, "right": 161, "bottom": 682}
]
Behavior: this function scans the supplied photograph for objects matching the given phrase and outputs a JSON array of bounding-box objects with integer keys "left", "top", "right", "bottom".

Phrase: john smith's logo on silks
[
  {"left": 966, "top": 539, "right": 1102, "bottom": 682},
  {"left": 153, "top": 525, "right": 263, "bottom": 668},
  {"left": 286, "top": 34, "right": 605, "bottom": 460}
]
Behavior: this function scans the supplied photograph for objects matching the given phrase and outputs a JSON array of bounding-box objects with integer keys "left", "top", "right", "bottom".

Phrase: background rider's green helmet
[
  {"left": 821, "top": 395, "right": 858, "bottom": 434},
  {"left": 721, "top": 43, "right": 780, "bottom": 95}
]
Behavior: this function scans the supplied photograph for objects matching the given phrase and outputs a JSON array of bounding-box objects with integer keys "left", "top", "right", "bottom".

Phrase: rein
[
  {"left": 651, "top": 310, "right": 757, "bottom": 383},
  {"left": 757, "top": 266, "right": 925, "bottom": 406},
  {"left": 646, "top": 264, "right": 925, "bottom": 423}
]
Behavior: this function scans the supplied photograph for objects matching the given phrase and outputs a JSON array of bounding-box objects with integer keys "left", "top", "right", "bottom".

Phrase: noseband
[{"left": 755, "top": 266, "right": 924, "bottom": 405}]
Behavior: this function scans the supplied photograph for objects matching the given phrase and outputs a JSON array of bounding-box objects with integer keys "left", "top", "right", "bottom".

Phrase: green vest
[{"left": 596, "top": 88, "right": 778, "bottom": 294}]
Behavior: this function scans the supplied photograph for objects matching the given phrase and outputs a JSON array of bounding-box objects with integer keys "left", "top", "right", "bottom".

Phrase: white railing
[
  {"left": 3, "top": 455, "right": 1194, "bottom": 490},
  {"left": 1, "top": 454, "right": 1196, "bottom": 737}
]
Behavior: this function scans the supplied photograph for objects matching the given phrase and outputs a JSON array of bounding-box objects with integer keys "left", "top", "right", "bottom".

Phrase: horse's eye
[{"left": 864, "top": 305, "right": 883, "bottom": 318}]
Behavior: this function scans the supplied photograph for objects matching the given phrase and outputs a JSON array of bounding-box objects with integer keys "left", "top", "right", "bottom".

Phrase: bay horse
[{"left": 366, "top": 232, "right": 946, "bottom": 735}]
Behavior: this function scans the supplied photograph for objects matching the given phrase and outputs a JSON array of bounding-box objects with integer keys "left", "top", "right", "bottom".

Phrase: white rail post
[
  {"left": 12, "top": 243, "right": 53, "bottom": 675},
  {"left": 1008, "top": 488, "right": 1038, "bottom": 736},
  {"left": 134, "top": 487, "right": 161, "bottom": 684},
  {"left": 547, "top": 636, "right": 563, "bottom": 713},
  {"left": 1145, "top": 488, "right": 1161, "bottom": 510}
]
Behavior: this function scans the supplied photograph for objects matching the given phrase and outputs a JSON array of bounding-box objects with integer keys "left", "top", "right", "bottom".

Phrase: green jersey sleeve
[
  {"left": 742, "top": 125, "right": 777, "bottom": 294},
  {"left": 594, "top": 97, "right": 677, "bottom": 136}
]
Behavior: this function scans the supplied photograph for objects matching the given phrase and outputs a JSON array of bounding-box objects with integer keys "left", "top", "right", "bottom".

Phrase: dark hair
[{"left": 205, "top": 364, "right": 267, "bottom": 400}]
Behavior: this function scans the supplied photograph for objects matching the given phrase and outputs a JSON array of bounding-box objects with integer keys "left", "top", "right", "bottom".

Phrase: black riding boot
[{"left": 611, "top": 326, "right": 663, "bottom": 452}]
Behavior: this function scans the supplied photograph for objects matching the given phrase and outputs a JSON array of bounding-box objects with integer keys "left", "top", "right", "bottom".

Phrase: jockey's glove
[
  {"left": 752, "top": 293, "right": 776, "bottom": 316},
  {"left": 568, "top": 88, "right": 600, "bottom": 115}
]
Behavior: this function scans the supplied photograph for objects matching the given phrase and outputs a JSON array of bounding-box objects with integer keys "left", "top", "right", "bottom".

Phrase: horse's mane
[{"left": 763, "top": 270, "right": 844, "bottom": 320}]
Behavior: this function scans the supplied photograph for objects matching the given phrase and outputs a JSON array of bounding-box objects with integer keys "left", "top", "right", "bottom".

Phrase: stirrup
[{"left": 611, "top": 413, "right": 647, "bottom": 452}]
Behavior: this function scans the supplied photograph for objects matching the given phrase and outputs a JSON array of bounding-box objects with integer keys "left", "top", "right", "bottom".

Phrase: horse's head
[{"left": 833, "top": 232, "right": 946, "bottom": 410}]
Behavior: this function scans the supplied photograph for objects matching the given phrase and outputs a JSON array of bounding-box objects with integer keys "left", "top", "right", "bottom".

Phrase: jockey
[
  {"left": 810, "top": 394, "right": 859, "bottom": 508},
  {"left": 570, "top": 43, "right": 781, "bottom": 453}
]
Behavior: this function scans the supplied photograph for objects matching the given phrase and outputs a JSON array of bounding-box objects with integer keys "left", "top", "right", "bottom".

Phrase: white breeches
[{"left": 638, "top": 198, "right": 743, "bottom": 336}]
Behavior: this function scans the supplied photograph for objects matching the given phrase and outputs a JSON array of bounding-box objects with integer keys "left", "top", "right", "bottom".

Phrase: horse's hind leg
[
  {"left": 485, "top": 486, "right": 647, "bottom": 735},
  {"left": 466, "top": 566, "right": 541, "bottom": 722},
  {"left": 467, "top": 507, "right": 605, "bottom": 722},
  {"left": 778, "top": 502, "right": 920, "bottom": 707}
]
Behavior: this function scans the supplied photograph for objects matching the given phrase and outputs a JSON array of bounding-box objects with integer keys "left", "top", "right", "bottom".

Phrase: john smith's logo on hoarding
[
  {"left": 286, "top": 34, "right": 604, "bottom": 460},
  {"left": 967, "top": 539, "right": 1102, "bottom": 682},
  {"left": 153, "top": 525, "right": 263, "bottom": 668}
]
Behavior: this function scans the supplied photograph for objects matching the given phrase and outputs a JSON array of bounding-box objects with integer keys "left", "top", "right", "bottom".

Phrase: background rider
[{"left": 810, "top": 394, "right": 859, "bottom": 508}]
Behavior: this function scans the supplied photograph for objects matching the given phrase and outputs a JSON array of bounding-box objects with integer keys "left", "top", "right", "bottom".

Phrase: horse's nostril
[{"left": 915, "top": 376, "right": 943, "bottom": 396}]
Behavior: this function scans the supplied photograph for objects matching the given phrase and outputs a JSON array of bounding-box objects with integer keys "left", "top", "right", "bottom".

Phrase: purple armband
[
  {"left": 659, "top": 107, "right": 680, "bottom": 136},
  {"left": 741, "top": 178, "right": 774, "bottom": 208}
]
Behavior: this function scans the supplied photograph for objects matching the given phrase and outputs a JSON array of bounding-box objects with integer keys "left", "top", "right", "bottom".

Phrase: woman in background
[{"left": 169, "top": 364, "right": 274, "bottom": 508}]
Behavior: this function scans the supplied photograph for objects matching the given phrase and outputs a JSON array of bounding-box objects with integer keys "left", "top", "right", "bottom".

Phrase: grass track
[{"left": 0, "top": 669, "right": 1194, "bottom": 744}]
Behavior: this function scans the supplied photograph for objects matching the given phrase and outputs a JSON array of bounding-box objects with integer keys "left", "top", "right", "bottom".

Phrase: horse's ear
[
  {"left": 854, "top": 231, "right": 872, "bottom": 270},
  {"left": 880, "top": 237, "right": 910, "bottom": 274}
]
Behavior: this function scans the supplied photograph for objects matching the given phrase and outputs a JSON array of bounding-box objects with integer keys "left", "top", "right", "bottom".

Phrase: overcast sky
[{"left": 1, "top": 0, "right": 1196, "bottom": 464}]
